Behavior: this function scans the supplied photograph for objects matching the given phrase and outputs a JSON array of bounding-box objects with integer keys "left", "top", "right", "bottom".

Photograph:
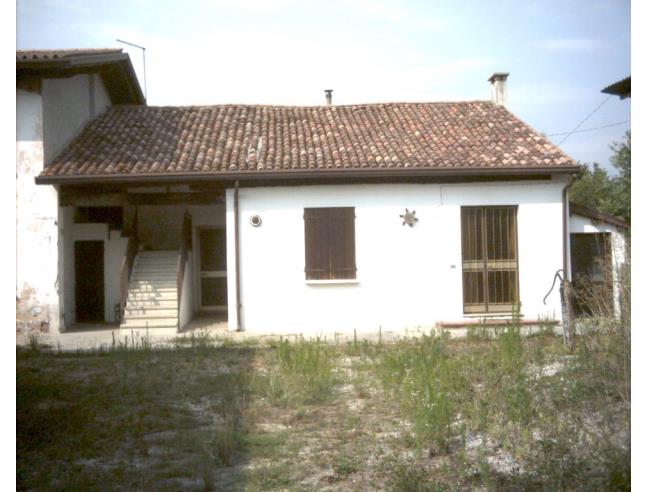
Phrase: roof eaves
[
  {"left": 36, "top": 165, "right": 580, "bottom": 186},
  {"left": 17, "top": 50, "right": 145, "bottom": 105},
  {"left": 569, "top": 201, "right": 629, "bottom": 229}
]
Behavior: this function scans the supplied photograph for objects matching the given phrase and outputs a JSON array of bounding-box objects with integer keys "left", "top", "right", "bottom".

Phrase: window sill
[{"left": 305, "top": 279, "right": 360, "bottom": 285}]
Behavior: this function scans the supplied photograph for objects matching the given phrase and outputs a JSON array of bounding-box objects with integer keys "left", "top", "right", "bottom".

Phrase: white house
[{"left": 22, "top": 61, "right": 588, "bottom": 338}]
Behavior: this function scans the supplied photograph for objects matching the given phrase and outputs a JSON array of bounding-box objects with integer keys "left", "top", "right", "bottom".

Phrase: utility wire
[
  {"left": 547, "top": 119, "right": 629, "bottom": 137},
  {"left": 556, "top": 95, "right": 613, "bottom": 146}
]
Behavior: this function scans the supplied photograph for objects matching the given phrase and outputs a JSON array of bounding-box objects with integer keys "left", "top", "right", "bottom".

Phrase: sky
[{"left": 16, "top": 0, "right": 631, "bottom": 172}]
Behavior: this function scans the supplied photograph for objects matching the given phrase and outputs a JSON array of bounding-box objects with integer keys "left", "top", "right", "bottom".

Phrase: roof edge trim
[
  {"left": 569, "top": 201, "right": 629, "bottom": 229},
  {"left": 36, "top": 165, "right": 580, "bottom": 186}
]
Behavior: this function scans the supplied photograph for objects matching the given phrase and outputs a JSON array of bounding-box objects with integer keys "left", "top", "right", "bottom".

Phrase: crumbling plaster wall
[
  {"left": 16, "top": 88, "right": 60, "bottom": 334},
  {"left": 17, "top": 74, "right": 113, "bottom": 334}
]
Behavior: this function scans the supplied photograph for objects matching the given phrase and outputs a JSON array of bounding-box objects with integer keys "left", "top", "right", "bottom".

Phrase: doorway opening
[
  {"left": 197, "top": 227, "right": 228, "bottom": 312},
  {"left": 74, "top": 240, "right": 105, "bottom": 322}
]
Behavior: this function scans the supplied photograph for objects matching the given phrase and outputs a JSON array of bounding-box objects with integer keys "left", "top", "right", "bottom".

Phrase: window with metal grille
[
  {"left": 461, "top": 206, "right": 519, "bottom": 313},
  {"left": 304, "top": 207, "right": 357, "bottom": 280}
]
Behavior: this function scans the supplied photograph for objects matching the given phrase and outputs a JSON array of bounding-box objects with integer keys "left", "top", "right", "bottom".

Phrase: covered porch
[{"left": 57, "top": 184, "right": 230, "bottom": 333}]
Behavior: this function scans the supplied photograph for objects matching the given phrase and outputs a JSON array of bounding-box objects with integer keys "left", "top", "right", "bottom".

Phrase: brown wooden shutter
[
  {"left": 304, "top": 208, "right": 330, "bottom": 279},
  {"left": 329, "top": 208, "right": 357, "bottom": 279},
  {"left": 304, "top": 207, "right": 356, "bottom": 280}
]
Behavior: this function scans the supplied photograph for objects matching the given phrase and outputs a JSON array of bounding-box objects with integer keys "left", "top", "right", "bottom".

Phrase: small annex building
[
  {"left": 569, "top": 202, "right": 628, "bottom": 318},
  {"left": 19, "top": 53, "right": 593, "bottom": 338}
]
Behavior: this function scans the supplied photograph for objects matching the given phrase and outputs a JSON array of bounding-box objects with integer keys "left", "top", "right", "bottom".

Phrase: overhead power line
[
  {"left": 547, "top": 119, "right": 630, "bottom": 137},
  {"left": 556, "top": 95, "right": 613, "bottom": 146}
]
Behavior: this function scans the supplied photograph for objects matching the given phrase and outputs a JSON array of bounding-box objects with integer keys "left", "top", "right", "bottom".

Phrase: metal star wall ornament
[{"left": 400, "top": 208, "right": 419, "bottom": 227}]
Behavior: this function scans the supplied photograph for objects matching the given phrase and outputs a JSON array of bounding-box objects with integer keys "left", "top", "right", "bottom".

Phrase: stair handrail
[
  {"left": 120, "top": 209, "right": 139, "bottom": 322},
  {"left": 177, "top": 211, "right": 192, "bottom": 328}
]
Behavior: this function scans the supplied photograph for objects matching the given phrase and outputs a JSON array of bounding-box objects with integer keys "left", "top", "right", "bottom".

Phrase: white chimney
[
  {"left": 488, "top": 72, "right": 509, "bottom": 107},
  {"left": 324, "top": 89, "right": 333, "bottom": 105}
]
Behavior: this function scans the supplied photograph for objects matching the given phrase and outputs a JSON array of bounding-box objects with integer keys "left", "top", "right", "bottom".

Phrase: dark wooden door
[{"left": 75, "top": 241, "right": 104, "bottom": 322}]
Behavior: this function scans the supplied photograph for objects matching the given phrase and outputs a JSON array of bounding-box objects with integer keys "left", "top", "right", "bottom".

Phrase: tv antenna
[{"left": 116, "top": 39, "right": 147, "bottom": 101}]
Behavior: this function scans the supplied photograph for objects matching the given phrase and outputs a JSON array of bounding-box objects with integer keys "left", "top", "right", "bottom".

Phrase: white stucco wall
[
  {"left": 226, "top": 180, "right": 567, "bottom": 336},
  {"left": 16, "top": 89, "right": 61, "bottom": 333},
  {"left": 42, "top": 74, "right": 111, "bottom": 163}
]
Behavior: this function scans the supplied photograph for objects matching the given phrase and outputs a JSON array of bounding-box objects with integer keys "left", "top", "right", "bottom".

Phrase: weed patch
[{"left": 17, "top": 320, "right": 629, "bottom": 491}]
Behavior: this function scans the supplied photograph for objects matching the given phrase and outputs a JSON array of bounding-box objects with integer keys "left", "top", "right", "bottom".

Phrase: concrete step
[
  {"left": 132, "top": 265, "right": 178, "bottom": 271},
  {"left": 130, "top": 271, "right": 178, "bottom": 282},
  {"left": 135, "top": 260, "right": 179, "bottom": 266},
  {"left": 135, "top": 258, "right": 178, "bottom": 265},
  {"left": 128, "top": 280, "right": 177, "bottom": 288},
  {"left": 126, "top": 297, "right": 178, "bottom": 305},
  {"left": 137, "top": 254, "right": 179, "bottom": 261},
  {"left": 124, "top": 308, "right": 178, "bottom": 318},
  {"left": 127, "top": 290, "right": 177, "bottom": 297},
  {"left": 120, "top": 318, "right": 178, "bottom": 329},
  {"left": 132, "top": 269, "right": 177, "bottom": 274},
  {"left": 121, "top": 312, "right": 178, "bottom": 321},
  {"left": 125, "top": 305, "right": 177, "bottom": 313},
  {"left": 123, "top": 251, "right": 181, "bottom": 331},
  {"left": 126, "top": 299, "right": 178, "bottom": 309}
]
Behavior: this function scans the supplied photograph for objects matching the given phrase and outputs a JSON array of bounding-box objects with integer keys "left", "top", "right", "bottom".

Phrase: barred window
[
  {"left": 461, "top": 206, "right": 519, "bottom": 313},
  {"left": 304, "top": 208, "right": 356, "bottom": 280}
]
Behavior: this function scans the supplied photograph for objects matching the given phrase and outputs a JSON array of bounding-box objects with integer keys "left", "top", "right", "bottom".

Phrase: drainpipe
[
  {"left": 562, "top": 175, "right": 574, "bottom": 279},
  {"left": 562, "top": 174, "right": 576, "bottom": 350},
  {"left": 234, "top": 180, "right": 242, "bottom": 331}
]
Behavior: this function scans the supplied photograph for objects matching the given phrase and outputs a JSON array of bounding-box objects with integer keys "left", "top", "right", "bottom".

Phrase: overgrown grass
[
  {"left": 371, "top": 319, "right": 629, "bottom": 490},
  {"left": 255, "top": 337, "right": 340, "bottom": 406},
  {"left": 17, "top": 314, "right": 629, "bottom": 491}
]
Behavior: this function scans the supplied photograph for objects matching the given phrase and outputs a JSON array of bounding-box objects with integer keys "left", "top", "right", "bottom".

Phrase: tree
[
  {"left": 609, "top": 131, "right": 631, "bottom": 223},
  {"left": 569, "top": 131, "right": 631, "bottom": 224}
]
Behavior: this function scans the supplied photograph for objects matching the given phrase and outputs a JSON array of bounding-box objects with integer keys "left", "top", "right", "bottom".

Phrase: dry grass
[{"left": 17, "top": 322, "right": 629, "bottom": 491}]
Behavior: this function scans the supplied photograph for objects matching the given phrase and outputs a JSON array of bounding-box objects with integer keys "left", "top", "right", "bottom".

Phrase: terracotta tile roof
[
  {"left": 39, "top": 101, "right": 576, "bottom": 181},
  {"left": 17, "top": 49, "right": 123, "bottom": 61}
]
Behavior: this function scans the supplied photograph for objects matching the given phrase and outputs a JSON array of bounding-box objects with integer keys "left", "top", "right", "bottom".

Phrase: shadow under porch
[{"left": 58, "top": 185, "right": 229, "bottom": 333}]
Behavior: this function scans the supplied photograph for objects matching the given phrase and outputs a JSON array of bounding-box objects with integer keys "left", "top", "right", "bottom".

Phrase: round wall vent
[{"left": 249, "top": 215, "right": 262, "bottom": 227}]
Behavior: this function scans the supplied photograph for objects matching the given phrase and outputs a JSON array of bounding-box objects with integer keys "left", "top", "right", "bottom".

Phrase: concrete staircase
[{"left": 120, "top": 251, "right": 180, "bottom": 330}]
